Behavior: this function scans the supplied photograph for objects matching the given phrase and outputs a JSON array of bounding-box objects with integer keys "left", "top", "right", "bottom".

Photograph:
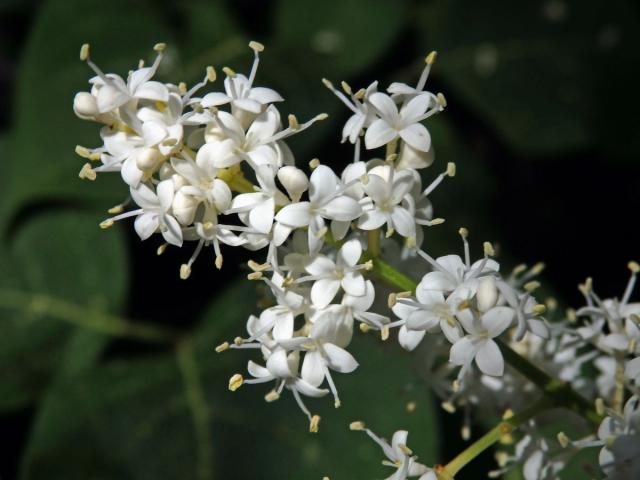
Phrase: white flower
[
  {"left": 296, "top": 314, "right": 359, "bottom": 407},
  {"left": 297, "top": 239, "right": 368, "bottom": 308},
  {"left": 353, "top": 426, "right": 434, "bottom": 480},
  {"left": 364, "top": 92, "right": 434, "bottom": 152},
  {"left": 275, "top": 165, "right": 362, "bottom": 252},
  {"left": 597, "top": 396, "right": 640, "bottom": 479},
  {"left": 450, "top": 306, "right": 514, "bottom": 377},
  {"left": 200, "top": 42, "right": 282, "bottom": 116},
  {"left": 323, "top": 79, "right": 378, "bottom": 144},
  {"left": 358, "top": 165, "right": 416, "bottom": 239}
]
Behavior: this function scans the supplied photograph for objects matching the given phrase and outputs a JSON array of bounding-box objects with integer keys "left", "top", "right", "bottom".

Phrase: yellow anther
[
  {"left": 502, "top": 409, "right": 514, "bottom": 420},
  {"left": 108, "top": 205, "right": 124, "bottom": 215},
  {"left": 264, "top": 390, "right": 280, "bottom": 402},
  {"left": 426, "top": 50, "right": 438, "bottom": 65},
  {"left": 79, "top": 43, "right": 90, "bottom": 61},
  {"left": 595, "top": 398, "right": 606, "bottom": 416},
  {"left": 397, "top": 291, "right": 412, "bottom": 298},
  {"left": 406, "top": 401, "right": 417, "bottom": 413},
  {"left": 354, "top": 88, "right": 366, "bottom": 100},
  {"left": 99, "top": 219, "right": 114, "bottom": 229},
  {"left": 340, "top": 81, "right": 352, "bottom": 95},
  {"left": 359, "top": 323, "right": 370, "bottom": 333},
  {"left": 75, "top": 145, "right": 91, "bottom": 158},
  {"left": 215, "top": 342, "right": 229, "bottom": 353},
  {"left": 458, "top": 227, "right": 469, "bottom": 238},
  {"left": 430, "top": 218, "right": 445, "bottom": 226},
  {"left": 228, "top": 374, "right": 243, "bottom": 392},
  {"left": 234, "top": 336, "right": 243, "bottom": 346},
  {"left": 381, "top": 325, "right": 390, "bottom": 341},
  {"left": 385, "top": 153, "right": 398, "bottom": 163},
  {"left": 247, "top": 271, "right": 263, "bottom": 280},
  {"left": 157, "top": 243, "right": 168, "bottom": 256},
  {"left": 524, "top": 281, "right": 541, "bottom": 292},
  {"left": 178, "top": 82, "right": 187, "bottom": 95},
  {"left": 180, "top": 264, "right": 192, "bottom": 280},
  {"left": 249, "top": 40, "right": 264, "bottom": 52},
  {"left": 436, "top": 92, "right": 447, "bottom": 108},
  {"left": 222, "top": 66, "right": 236, "bottom": 77},
  {"left": 388, "top": 293, "right": 397, "bottom": 308},
  {"left": 215, "top": 255, "right": 223, "bottom": 270},
  {"left": 385, "top": 227, "right": 395, "bottom": 238},
  {"left": 154, "top": 100, "right": 166, "bottom": 112},
  {"left": 483, "top": 241, "right": 495, "bottom": 257},
  {"left": 363, "top": 260, "right": 373, "bottom": 271},
  {"left": 78, "top": 163, "right": 96, "bottom": 181},
  {"left": 446, "top": 162, "right": 456, "bottom": 177},
  {"left": 546, "top": 297, "right": 558, "bottom": 311},
  {"left": 316, "top": 113, "right": 329, "bottom": 120},
  {"left": 309, "top": 158, "right": 321, "bottom": 169},
  {"left": 309, "top": 414, "right": 321, "bottom": 433},
  {"left": 532, "top": 304, "right": 547, "bottom": 315},
  {"left": 360, "top": 173, "right": 370, "bottom": 185},
  {"left": 321, "top": 78, "right": 334, "bottom": 89},
  {"left": 153, "top": 42, "right": 167, "bottom": 52},
  {"left": 334, "top": 399, "right": 341, "bottom": 408},
  {"left": 629, "top": 261, "right": 640, "bottom": 273},
  {"left": 566, "top": 308, "right": 577, "bottom": 322},
  {"left": 512, "top": 264, "right": 527, "bottom": 276},
  {"left": 349, "top": 420, "right": 365, "bottom": 431},
  {"left": 206, "top": 66, "right": 217, "bottom": 82},
  {"left": 288, "top": 114, "right": 300, "bottom": 130},
  {"left": 398, "top": 444, "right": 413, "bottom": 455},
  {"left": 531, "top": 262, "right": 546, "bottom": 275},
  {"left": 461, "top": 426, "right": 471, "bottom": 441},
  {"left": 441, "top": 401, "right": 456, "bottom": 413},
  {"left": 557, "top": 431, "right": 570, "bottom": 448}
]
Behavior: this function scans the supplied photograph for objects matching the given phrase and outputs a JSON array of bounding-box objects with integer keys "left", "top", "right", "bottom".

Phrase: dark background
[{"left": 0, "top": 0, "right": 638, "bottom": 479}]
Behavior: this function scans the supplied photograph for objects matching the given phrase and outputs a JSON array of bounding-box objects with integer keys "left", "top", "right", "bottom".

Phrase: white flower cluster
[{"left": 73, "top": 40, "right": 635, "bottom": 480}]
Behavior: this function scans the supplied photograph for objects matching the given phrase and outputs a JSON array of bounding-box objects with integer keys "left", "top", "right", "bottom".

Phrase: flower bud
[
  {"left": 477, "top": 276, "right": 498, "bottom": 312},
  {"left": 73, "top": 92, "right": 98, "bottom": 119},
  {"left": 135, "top": 147, "right": 162, "bottom": 171},
  {"left": 277, "top": 166, "right": 308, "bottom": 201},
  {"left": 172, "top": 190, "right": 199, "bottom": 225}
]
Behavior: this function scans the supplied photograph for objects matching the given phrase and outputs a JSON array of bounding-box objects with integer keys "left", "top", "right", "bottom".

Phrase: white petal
[
  {"left": 363, "top": 173, "right": 391, "bottom": 203},
  {"left": 305, "top": 255, "right": 336, "bottom": 276},
  {"left": 338, "top": 239, "right": 362, "bottom": 267},
  {"left": 233, "top": 98, "right": 262, "bottom": 113},
  {"left": 482, "top": 306, "right": 514, "bottom": 337},
  {"left": 399, "top": 93, "right": 430, "bottom": 124},
  {"left": 161, "top": 214, "right": 183, "bottom": 246},
  {"left": 275, "top": 202, "right": 312, "bottom": 227},
  {"left": 121, "top": 156, "right": 144, "bottom": 187},
  {"left": 247, "top": 360, "right": 271, "bottom": 379},
  {"left": 390, "top": 207, "right": 415, "bottom": 238},
  {"left": 364, "top": 118, "right": 397, "bottom": 150},
  {"left": 301, "top": 351, "right": 326, "bottom": 387},
  {"left": 266, "top": 349, "right": 293, "bottom": 378},
  {"left": 291, "top": 378, "right": 329, "bottom": 397},
  {"left": 311, "top": 278, "right": 341, "bottom": 308},
  {"left": 309, "top": 165, "right": 339, "bottom": 204},
  {"left": 200, "top": 91, "right": 232, "bottom": 108},
  {"left": 96, "top": 84, "right": 129, "bottom": 113},
  {"left": 134, "top": 81, "right": 169, "bottom": 102},
  {"left": 248, "top": 87, "right": 284, "bottom": 104},
  {"left": 449, "top": 336, "right": 476, "bottom": 366},
  {"left": 342, "top": 271, "right": 366, "bottom": 297},
  {"left": 324, "top": 343, "right": 358, "bottom": 373},
  {"left": 398, "top": 326, "right": 425, "bottom": 351},
  {"left": 406, "top": 309, "right": 440, "bottom": 331},
  {"left": 368, "top": 92, "right": 399, "bottom": 122},
  {"left": 249, "top": 197, "right": 275, "bottom": 234},
  {"left": 272, "top": 311, "right": 294, "bottom": 340},
  {"left": 134, "top": 213, "right": 158, "bottom": 240},
  {"left": 142, "top": 120, "right": 167, "bottom": 146},
  {"left": 321, "top": 196, "right": 362, "bottom": 221},
  {"left": 358, "top": 208, "right": 387, "bottom": 231},
  {"left": 399, "top": 123, "right": 431, "bottom": 152},
  {"left": 475, "top": 340, "right": 504, "bottom": 376}
]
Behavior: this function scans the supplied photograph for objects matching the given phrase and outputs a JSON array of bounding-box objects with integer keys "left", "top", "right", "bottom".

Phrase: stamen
[
  {"left": 349, "top": 420, "right": 365, "bottom": 431},
  {"left": 215, "top": 342, "right": 229, "bottom": 353},
  {"left": 79, "top": 43, "right": 90, "bottom": 61},
  {"left": 78, "top": 163, "right": 96, "bottom": 180},
  {"left": 228, "top": 373, "right": 243, "bottom": 391}
]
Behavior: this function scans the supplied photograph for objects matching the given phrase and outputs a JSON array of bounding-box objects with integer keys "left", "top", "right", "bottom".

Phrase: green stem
[
  {"left": 0, "top": 288, "right": 179, "bottom": 343},
  {"left": 442, "top": 396, "right": 553, "bottom": 477},
  {"left": 370, "top": 256, "right": 417, "bottom": 293},
  {"left": 176, "top": 340, "right": 214, "bottom": 480}
]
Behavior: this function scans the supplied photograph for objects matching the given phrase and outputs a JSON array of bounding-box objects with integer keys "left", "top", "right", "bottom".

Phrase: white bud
[
  {"left": 135, "top": 147, "right": 162, "bottom": 171},
  {"left": 172, "top": 190, "right": 199, "bottom": 225},
  {"left": 73, "top": 92, "right": 98, "bottom": 119},
  {"left": 477, "top": 276, "right": 498, "bottom": 312},
  {"left": 277, "top": 166, "right": 308, "bottom": 201}
]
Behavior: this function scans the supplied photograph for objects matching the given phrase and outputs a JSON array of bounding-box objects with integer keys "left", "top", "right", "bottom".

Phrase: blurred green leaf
[
  {"left": 0, "top": 211, "right": 128, "bottom": 411},
  {"left": 21, "top": 281, "right": 439, "bottom": 479},
  {"left": 2, "top": 0, "right": 172, "bottom": 228},
  {"left": 415, "top": 0, "right": 636, "bottom": 155}
]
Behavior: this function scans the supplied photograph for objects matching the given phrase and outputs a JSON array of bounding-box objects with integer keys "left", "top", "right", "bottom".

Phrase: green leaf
[
  {"left": 21, "top": 282, "right": 440, "bottom": 479},
  {"left": 415, "top": 0, "right": 638, "bottom": 155},
  {"left": 2, "top": 0, "right": 173, "bottom": 228},
  {"left": 0, "top": 211, "right": 128, "bottom": 411}
]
